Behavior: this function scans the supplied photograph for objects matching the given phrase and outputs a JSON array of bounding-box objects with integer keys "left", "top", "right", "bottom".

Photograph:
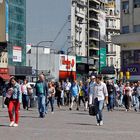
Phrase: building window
[
  {"left": 134, "top": 0, "right": 140, "bottom": 8},
  {"left": 122, "top": 26, "right": 129, "bottom": 34},
  {"left": 110, "top": 57, "right": 113, "bottom": 66},
  {"left": 134, "top": 25, "right": 140, "bottom": 32},
  {"left": 122, "top": 1, "right": 129, "bottom": 10}
]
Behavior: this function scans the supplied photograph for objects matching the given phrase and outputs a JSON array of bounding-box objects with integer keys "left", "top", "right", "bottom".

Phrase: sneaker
[
  {"left": 96, "top": 123, "right": 99, "bottom": 126},
  {"left": 100, "top": 121, "right": 103, "bottom": 126},
  {"left": 51, "top": 112, "right": 54, "bottom": 114},
  {"left": 13, "top": 123, "right": 18, "bottom": 127},
  {"left": 9, "top": 121, "right": 14, "bottom": 127}
]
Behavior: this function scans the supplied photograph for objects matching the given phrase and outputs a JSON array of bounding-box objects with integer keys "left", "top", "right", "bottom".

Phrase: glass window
[
  {"left": 134, "top": 25, "right": 140, "bottom": 32},
  {"left": 122, "top": 26, "right": 129, "bottom": 34},
  {"left": 122, "top": 1, "right": 129, "bottom": 10},
  {"left": 110, "top": 57, "right": 113, "bottom": 66},
  {"left": 134, "top": 0, "right": 140, "bottom": 8}
]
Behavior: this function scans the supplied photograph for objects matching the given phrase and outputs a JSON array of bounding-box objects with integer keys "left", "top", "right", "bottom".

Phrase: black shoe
[
  {"left": 69, "top": 108, "right": 72, "bottom": 111},
  {"left": 76, "top": 108, "right": 79, "bottom": 111}
]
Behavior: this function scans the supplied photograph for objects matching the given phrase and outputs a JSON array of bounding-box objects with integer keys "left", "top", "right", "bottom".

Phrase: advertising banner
[
  {"left": 59, "top": 55, "right": 76, "bottom": 72},
  {"left": 13, "top": 46, "right": 22, "bottom": 62}
]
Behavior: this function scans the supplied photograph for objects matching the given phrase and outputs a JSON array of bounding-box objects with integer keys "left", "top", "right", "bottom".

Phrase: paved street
[{"left": 0, "top": 106, "right": 140, "bottom": 140}]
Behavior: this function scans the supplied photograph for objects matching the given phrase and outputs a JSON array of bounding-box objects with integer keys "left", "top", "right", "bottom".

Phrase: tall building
[
  {"left": 112, "top": 0, "right": 140, "bottom": 80},
  {"left": 105, "top": 1, "right": 120, "bottom": 70},
  {"left": 71, "top": 0, "right": 87, "bottom": 56},
  {"left": 0, "top": 0, "right": 31, "bottom": 81},
  {"left": 88, "top": 0, "right": 100, "bottom": 73},
  {"left": 71, "top": 0, "right": 101, "bottom": 75}
]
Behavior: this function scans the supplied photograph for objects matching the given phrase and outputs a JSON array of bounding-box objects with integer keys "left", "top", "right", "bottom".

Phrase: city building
[
  {"left": 105, "top": 0, "right": 120, "bottom": 77},
  {"left": 88, "top": 0, "right": 100, "bottom": 73},
  {"left": 112, "top": 0, "right": 140, "bottom": 81},
  {"left": 0, "top": 0, "right": 31, "bottom": 81},
  {"left": 71, "top": 0, "right": 102, "bottom": 76}
]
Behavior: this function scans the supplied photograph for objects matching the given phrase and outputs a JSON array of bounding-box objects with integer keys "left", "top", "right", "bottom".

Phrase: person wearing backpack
[{"left": 69, "top": 80, "right": 79, "bottom": 111}]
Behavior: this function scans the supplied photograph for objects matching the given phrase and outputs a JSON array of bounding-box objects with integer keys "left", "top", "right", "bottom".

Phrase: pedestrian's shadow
[
  {"left": 0, "top": 124, "right": 10, "bottom": 127},
  {"left": 71, "top": 112, "right": 89, "bottom": 115},
  {"left": 67, "top": 122, "right": 96, "bottom": 126},
  {"left": 0, "top": 115, "right": 9, "bottom": 118},
  {"left": 20, "top": 115, "right": 39, "bottom": 118}
]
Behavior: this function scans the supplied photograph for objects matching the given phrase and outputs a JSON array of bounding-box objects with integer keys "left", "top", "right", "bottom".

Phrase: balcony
[
  {"left": 89, "top": 44, "right": 99, "bottom": 50},
  {"left": 106, "top": 51, "right": 116, "bottom": 56},
  {"left": 75, "top": 25, "right": 82, "bottom": 33}
]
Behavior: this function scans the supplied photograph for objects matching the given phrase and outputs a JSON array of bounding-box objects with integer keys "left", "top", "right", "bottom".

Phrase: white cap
[{"left": 91, "top": 75, "right": 95, "bottom": 79}]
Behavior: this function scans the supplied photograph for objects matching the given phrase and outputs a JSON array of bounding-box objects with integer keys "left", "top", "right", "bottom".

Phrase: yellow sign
[
  {"left": 126, "top": 71, "right": 130, "bottom": 80},
  {"left": 119, "top": 72, "right": 123, "bottom": 79}
]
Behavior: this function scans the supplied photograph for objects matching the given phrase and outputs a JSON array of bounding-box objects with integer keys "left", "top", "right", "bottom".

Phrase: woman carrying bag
[{"left": 7, "top": 77, "right": 21, "bottom": 127}]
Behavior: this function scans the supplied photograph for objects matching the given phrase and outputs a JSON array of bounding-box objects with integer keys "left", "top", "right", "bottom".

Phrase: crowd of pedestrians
[{"left": 1, "top": 73, "right": 140, "bottom": 127}]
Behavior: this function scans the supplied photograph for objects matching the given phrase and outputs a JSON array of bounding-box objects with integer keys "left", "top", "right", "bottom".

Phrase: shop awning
[{"left": 0, "top": 74, "right": 10, "bottom": 81}]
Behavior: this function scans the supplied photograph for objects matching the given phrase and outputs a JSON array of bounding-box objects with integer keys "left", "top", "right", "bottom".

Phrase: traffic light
[
  {"left": 119, "top": 72, "right": 123, "bottom": 79},
  {"left": 126, "top": 71, "right": 130, "bottom": 80}
]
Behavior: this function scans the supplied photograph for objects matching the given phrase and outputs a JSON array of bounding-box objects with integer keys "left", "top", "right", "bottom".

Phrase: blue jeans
[
  {"left": 38, "top": 94, "right": 46, "bottom": 117},
  {"left": 47, "top": 97, "right": 55, "bottom": 112},
  {"left": 107, "top": 94, "right": 114, "bottom": 111},
  {"left": 134, "top": 96, "right": 140, "bottom": 111},
  {"left": 94, "top": 98, "right": 104, "bottom": 123}
]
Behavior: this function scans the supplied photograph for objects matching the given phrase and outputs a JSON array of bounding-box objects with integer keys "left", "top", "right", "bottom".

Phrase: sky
[{"left": 26, "top": 0, "right": 71, "bottom": 51}]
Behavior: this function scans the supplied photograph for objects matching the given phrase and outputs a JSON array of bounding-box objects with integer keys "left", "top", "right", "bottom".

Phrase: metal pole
[
  {"left": 36, "top": 41, "right": 53, "bottom": 81},
  {"left": 99, "top": 28, "right": 101, "bottom": 74}
]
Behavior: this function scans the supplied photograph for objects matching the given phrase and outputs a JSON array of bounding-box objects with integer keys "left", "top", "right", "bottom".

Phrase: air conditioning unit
[{"left": 123, "top": 9, "right": 129, "bottom": 14}]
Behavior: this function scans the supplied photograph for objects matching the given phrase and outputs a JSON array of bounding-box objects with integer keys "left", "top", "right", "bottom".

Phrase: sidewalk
[{"left": 0, "top": 106, "right": 140, "bottom": 140}]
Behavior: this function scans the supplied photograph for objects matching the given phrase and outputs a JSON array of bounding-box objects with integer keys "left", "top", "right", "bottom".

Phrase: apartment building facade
[
  {"left": 105, "top": 1, "right": 120, "bottom": 69},
  {"left": 112, "top": 0, "right": 140, "bottom": 80}
]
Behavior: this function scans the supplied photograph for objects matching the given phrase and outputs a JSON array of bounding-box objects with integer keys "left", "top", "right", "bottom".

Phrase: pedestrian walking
[
  {"left": 93, "top": 75, "right": 108, "bottom": 126},
  {"left": 8, "top": 77, "right": 21, "bottom": 127},
  {"left": 88, "top": 75, "right": 95, "bottom": 105},
  {"left": 47, "top": 82, "right": 55, "bottom": 114},
  {"left": 64, "top": 79, "right": 71, "bottom": 106},
  {"left": 35, "top": 74, "right": 48, "bottom": 118},
  {"left": 69, "top": 80, "right": 79, "bottom": 110}
]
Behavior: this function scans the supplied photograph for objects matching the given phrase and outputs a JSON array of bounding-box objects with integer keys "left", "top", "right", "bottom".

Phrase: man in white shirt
[
  {"left": 88, "top": 75, "right": 96, "bottom": 105},
  {"left": 64, "top": 79, "right": 71, "bottom": 106},
  {"left": 94, "top": 75, "right": 108, "bottom": 126}
]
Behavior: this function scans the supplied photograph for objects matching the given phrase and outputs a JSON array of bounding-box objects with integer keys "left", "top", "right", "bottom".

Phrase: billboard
[
  {"left": 13, "top": 46, "right": 22, "bottom": 62},
  {"left": 59, "top": 55, "right": 76, "bottom": 72}
]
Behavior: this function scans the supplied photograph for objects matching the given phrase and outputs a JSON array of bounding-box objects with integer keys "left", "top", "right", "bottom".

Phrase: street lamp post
[{"left": 36, "top": 41, "right": 53, "bottom": 81}]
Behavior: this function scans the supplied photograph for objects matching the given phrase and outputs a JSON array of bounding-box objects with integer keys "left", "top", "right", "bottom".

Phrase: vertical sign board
[
  {"left": 13, "top": 46, "right": 22, "bottom": 62},
  {"left": 5, "top": 0, "right": 8, "bottom": 41},
  {"left": 100, "top": 47, "right": 106, "bottom": 70}
]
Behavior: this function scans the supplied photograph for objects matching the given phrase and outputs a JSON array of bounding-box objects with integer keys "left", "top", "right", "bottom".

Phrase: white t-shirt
[
  {"left": 65, "top": 82, "right": 71, "bottom": 91},
  {"left": 94, "top": 82, "right": 108, "bottom": 101}
]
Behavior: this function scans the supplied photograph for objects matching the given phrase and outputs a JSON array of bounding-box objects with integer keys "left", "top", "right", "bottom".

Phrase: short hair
[{"left": 96, "top": 74, "right": 102, "bottom": 80}]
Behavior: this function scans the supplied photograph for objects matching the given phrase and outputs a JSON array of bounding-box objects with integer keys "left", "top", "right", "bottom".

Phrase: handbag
[
  {"left": 4, "top": 97, "right": 10, "bottom": 106},
  {"left": 89, "top": 104, "right": 98, "bottom": 116}
]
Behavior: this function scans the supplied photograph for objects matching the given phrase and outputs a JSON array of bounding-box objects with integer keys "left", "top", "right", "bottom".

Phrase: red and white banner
[{"left": 59, "top": 55, "right": 76, "bottom": 72}]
